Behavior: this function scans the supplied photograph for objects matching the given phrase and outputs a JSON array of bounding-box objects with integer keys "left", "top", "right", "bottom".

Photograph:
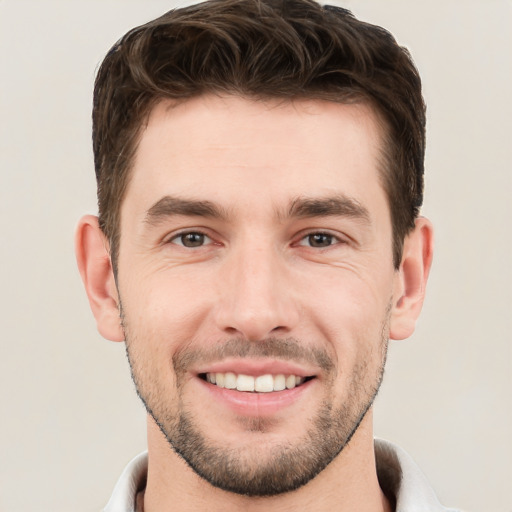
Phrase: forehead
[{"left": 125, "top": 95, "right": 388, "bottom": 219}]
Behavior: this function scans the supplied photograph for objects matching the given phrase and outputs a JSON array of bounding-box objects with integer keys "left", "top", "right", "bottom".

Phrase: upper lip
[{"left": 194, "top": 358, "right": 317, "bottom": 378}]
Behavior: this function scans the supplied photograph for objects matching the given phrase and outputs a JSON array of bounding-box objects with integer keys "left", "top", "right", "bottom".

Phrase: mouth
[
  {"left": 199, "top": 372, "right": 314, "bottom": 393},
  {"left": 194, "top": 362, "right": 319, "bottom": 417}
]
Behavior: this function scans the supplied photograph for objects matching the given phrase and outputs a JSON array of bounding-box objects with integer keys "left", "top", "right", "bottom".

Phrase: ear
[
  {"left": 389, "top": 217, "right": 434, "bottom": 340},
  {"left": 75, "top": 215, "right": 124, "bottom": 342}
]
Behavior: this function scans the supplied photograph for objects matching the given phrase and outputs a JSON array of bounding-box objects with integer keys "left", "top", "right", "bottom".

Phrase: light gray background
[{"left": 1, "top": 1, "right": 510, "bottom": 511}]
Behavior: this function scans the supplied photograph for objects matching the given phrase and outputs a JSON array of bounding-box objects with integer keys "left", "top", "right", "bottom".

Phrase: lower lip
[{"left": 197, "top": 377, "right": 315, "bottom": 417}]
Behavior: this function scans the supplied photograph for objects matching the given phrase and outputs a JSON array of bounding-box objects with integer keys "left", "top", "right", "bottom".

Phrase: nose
[{"left": 214, "top": 242, "right": 300, "bottom": 341}]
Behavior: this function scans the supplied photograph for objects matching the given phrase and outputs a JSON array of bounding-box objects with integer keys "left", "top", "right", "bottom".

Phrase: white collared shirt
[{"left": 103, "top": 439, "right": 461, "bottom": 512}]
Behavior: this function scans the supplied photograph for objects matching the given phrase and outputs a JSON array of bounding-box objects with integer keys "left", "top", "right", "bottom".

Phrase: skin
[{"left": 76, "top": 95, "right": 433, "bottom": 512}]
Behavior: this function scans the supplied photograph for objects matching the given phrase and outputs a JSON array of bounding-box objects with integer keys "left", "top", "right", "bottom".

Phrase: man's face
[{"left": 116, "top": 96, "right": 401, "bottom": 495}]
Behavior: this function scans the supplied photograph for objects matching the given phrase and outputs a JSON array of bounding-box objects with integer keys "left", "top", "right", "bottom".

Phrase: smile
[{"left": 202, "top": 372, "right": 311, "bottom": 393}]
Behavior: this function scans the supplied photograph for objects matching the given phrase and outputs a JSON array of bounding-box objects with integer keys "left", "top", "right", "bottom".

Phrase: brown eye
[
  {"left": 306, "top": 233, "right": 334, "bottom": 248},
  {"left": 172, "top": 232, "right": 210, "bottom": 247}
]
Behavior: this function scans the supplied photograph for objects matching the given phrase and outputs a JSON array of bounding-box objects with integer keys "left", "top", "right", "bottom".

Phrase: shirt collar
[
  {"left": 104, "top": 451, "right": 147, "bottom": 512},
  {"left": 104, "top": 440, "right": 459, "bottom": 511}
]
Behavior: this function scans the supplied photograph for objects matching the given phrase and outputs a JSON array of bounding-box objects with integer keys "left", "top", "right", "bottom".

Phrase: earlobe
[
  {"left": 75, "top": 215, "right": 124, "bottom": 342},
  {"left": 389, "top": 217, "right": 434, "bottom": 340}
]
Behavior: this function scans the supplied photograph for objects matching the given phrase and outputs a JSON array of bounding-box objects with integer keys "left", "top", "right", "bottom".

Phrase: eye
[
  {"left": 170, "top": 231, "right": 212, "bottom": 248},
  {"left": 298, "top": 232, "right": 340, "bottom": 248}
]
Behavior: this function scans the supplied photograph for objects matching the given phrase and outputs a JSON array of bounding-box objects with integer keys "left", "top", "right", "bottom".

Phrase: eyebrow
[
  {"left": 144, "top": 196, "right": 228, "bottom": 225},
  {"left": 285, "top": 195, "right": 370, "bottom": 223},
  {"left": 144, "top": 193, "right": 370, "bottom": 226}
]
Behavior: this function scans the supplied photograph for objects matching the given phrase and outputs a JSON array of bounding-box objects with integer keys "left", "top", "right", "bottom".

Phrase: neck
[{"left": 142, "top": 411, "right": 392, "bottom": 512}]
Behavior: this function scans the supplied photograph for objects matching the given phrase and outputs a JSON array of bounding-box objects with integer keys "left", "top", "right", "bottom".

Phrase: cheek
[
  {"left": 302, "top": 265, "right": 392, "bottom": 327},
  {"left": 298, "top": 267, "right": 392, "bottom": 369},
  {"left": 119, "top": 255, "right": 217, "bottom": 338}
]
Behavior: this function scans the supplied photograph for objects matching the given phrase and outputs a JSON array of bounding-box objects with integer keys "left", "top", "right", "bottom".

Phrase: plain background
[{"left": 0, "top": 1, "right": 510, "bottom": 511}]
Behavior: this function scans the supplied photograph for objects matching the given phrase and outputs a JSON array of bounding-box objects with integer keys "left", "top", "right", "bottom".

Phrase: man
[{"left": 75, "top": 0, "right": 458, "bottom": 510}]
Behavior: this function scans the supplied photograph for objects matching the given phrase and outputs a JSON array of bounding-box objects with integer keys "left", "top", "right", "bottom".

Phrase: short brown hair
[{"left": 93, "top": 0, "right": 425, "bottom": 271}]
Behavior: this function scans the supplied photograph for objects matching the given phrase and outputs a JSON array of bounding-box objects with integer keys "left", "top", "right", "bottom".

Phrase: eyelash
[
  {"left": 166, "top": 229, "right": 345, "bottom": 249},
  {"left": 295, "top": 231, "right": 345, "bottom": 249},
  {"left": 168, "top": 230, "right": 213, "bottom": 248}
]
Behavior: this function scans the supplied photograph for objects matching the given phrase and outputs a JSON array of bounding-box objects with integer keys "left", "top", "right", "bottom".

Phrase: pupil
[
  {"left": 183, "top": 233, "right": 204, "bottom": 247},
  {"left": 309, "top": 233, "right": 331, "bottom": 247}
]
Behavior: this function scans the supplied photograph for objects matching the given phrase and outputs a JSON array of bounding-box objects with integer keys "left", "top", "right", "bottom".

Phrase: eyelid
[
  {"left": 166, "top": 228, "right": 214, "bottom": 246},
  {"left": 294, "top": 229, "right": 347, "bottom": 247}
]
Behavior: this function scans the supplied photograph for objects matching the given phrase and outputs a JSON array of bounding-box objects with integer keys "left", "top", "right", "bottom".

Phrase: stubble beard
[{"left": 122, "top": 310, "right": 390, "bottom": 497}]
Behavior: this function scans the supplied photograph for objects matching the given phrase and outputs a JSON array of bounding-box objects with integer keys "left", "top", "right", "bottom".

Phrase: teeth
[
  {"left": 205, "top": 372, "right": 307, "bottom": 392},
  {"left": 255, "top": 374, "right": 274, "bottom": 393},
  {"left": 286, "top": 375, "right": 296, "bottom": 389},
  {"left": 273, "top": 374, "right": 286, "bottom": 391},
  {"left": 237, "top": 374, "right": 255, "bottom": 392},
  {"left": 224, "top": 372, "right": 237, "bottom": 389}
]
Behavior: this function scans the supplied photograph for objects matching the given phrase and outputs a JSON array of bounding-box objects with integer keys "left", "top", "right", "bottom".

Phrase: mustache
[{"left": 172, "top": 337, "right": 335, "bottom": 375}]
